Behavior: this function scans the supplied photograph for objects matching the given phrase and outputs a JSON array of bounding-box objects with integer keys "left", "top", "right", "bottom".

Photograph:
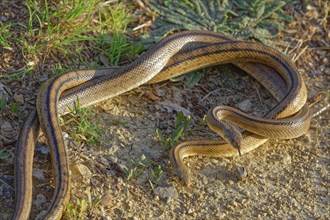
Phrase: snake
[{"left": 13, "top": 30, "right": 310, "bottom": 219}]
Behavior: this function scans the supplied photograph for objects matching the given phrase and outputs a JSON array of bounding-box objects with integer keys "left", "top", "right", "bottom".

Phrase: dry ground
[{"left": 0, "top": 1, "right": 329, "bottom": 219}]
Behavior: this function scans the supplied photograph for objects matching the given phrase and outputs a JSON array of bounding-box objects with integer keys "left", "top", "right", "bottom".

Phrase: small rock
[
  {"left": 13, "top": 93, "right": 24, "bottom": 104},
  {"left": 106, "top": 170, "right": 116, "bottom": 177},
  {"left": 91, "top": 177, "right": 98, "bottom": 186},
  {"left": 100, "top": 156, "right": 110, "bottom": 166},
  {"left": 322, "top": 57, "right": 328, "bottom": 64},
  {"left": 202, "top": 176, "right": 208, "bottom": 184},
  {"left": 99, "top": 54, "right": 110, "bottom": 66},
  {"left": 38, "top": 75, "right": 48, "bottom": 82},
  {"left": 146, "top": 90, "right": 160, "bottom": 101},
  {"left": 281, "top": 153, "right": 292, "bottom": 165},
  {"left": 235, "top": 166, "right": 248, "bottom": 181},
  {"left": 0, "top": 16, "right": 8, "bottom": 21},
  {"left": 187, "top": 208, "right": 195, "bottom": 214},
  {"left": 172, "top": 87, "right": 184, "bottom": 103},
  {"left": 288, "top": 197, "right": 299, "bottom": 207},
  {"left": 109, "top": 155, "right": 118, "bottom": 164},
  {"left": 36, "top": 145, "right": 49, "bottom": 155},
  {"left": 32, "top": 168, "right": 45, "bottom": 180},
  {"left": 237, "top": 99, "right": 252, "bottom": 112},
  {"left": 310, "top": 70, "right": 318, "bottom": 78},
  {"left": 35, "top": 210, "right": 47, "bottom": 220},
  {"left": 100, "top": 193, "right": 112, "bottom": 207},
  {"left": 62, "top": 132, "right": 70, "bottom": 141},
  {"left": 1, "top": 121, "right": 13, "bottom": 132},
  {"left": 0, "top": 175, "right": 14, "bottom": 197},
  {"left": 113, "top": 163, "right": 127, "bottom": 174},
  {"left": 210, "top": 159, "right": 218, "bottom": 164},
  {"left": 34, "top": 193, "right": 47, "bottom": 210},
  {"left": 153, "top": 186, "right": 178, "bottom": 202},
  {"left": 72, "top": 163, "right": 92, "bottom": 178},
  {"left": 154, "top": 88, "right": 166, "bottom": 97}
]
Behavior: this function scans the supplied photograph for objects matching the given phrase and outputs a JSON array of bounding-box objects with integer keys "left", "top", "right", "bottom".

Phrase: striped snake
[{"left": 13, "top": 31, "right": 311, "bottom": 219}]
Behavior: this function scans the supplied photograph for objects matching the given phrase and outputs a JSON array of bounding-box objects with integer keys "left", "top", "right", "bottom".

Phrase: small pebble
[
  {"left": 187, "top": 208, "right": 194, "bottom": 214},
  {"left": 0, "top": 16, "right": 8, "bottom": 21},
  {"left": 113, "top": 163, "right": 127, "bottom": 174},
  {"left": 72, "top": 163, "right": 92, "bottom": 178},
  {"left": 154, "top": 88, "right": 166, "bottom": 97},
  {"left": 153, "top": 186, "right": 178, "bottom": 201},
  {"left": 109, "top": 155, "right": 118, "bottom": 163},
  {"left": 1, "top": 121, "right": 13, "bottom": 132},
  {"left": 13, "top": 93, "right": 24, "bottom": 104},
  {"left": 237, "top": 99, "right": 252, "bottom": 112},
  {"left": 34, "top": 194, "right": 47, "bottom": 210},
  {"left": 36, "top": 145, "right": 49, "bottom": 155},
  {"left": 100, "top": 193, "right": 112, "bottom": 207},
  {"left": 281, "top": 153, "right": 292, "bottom": 165},
  {"left": 32, "top": 168, "right": 45, "bottom": 180},
  {"left": 35, "top": 210, "right": 47, "bottom": 220},
  {"left": 236, "top": 166, "right": 248, "bottom": 181}
]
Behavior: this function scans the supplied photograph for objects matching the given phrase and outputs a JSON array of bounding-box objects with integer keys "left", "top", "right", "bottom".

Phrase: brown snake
[{"left": 13, "top": 30, "right": 311, "bottom": 219}]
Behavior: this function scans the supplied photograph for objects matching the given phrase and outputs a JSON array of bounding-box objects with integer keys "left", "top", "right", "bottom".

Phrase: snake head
[
  {"left": 223, "top": 125, "right": 243, "bottom": 151},
  {"left": 226, "top": 132, "right": 243, "bottom": 156},
  {"left": 209, "top": 119, "right": 243, "bottom": 154}
]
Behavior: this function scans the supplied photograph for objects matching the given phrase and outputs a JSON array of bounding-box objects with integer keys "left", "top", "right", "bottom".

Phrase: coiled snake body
[{"left": 14, "top": 31, "right": 310, "bottom": 219}]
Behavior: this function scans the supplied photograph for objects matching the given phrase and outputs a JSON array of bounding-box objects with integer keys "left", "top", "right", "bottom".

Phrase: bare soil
[{"left": 0, "top": 1, "right": 329, "bottom": 219}]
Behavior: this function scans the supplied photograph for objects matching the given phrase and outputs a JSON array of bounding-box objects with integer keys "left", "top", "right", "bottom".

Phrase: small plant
[
  {"left": 148, "top": 164, "right": 164, "bottom": 189},
  {"left": 141, "top": 0, "right": 293, "bottom": 48},
  {"left": 0, "top": 67, "right": 34, "bottom": 81},
  {"left": 0, "top": 23, "right": 13, "bottom": 50},
  {"left": 156, "top": 112, "right": 192, "bottom": 151},
  {"left": 65, "top": 197, "right": 89, "bottom": 219},
  {"left": 94, "top": 2, "right": 144, "bottom": 65},
  {"left": 123, "top": 166, "right": 135, "bottom": 181},
  {"left": 65, "top": 191, "right": 102, "bottom": 219},
  {"left": 138, "top": 0, "right": 293, "bottom": 86},
  {"left": 24, "top": 0, "right": 96, "bottom": 55},
  {"left": 97, "top": 34, "right": 144, "bottom": 66},
  {"left": 63, "top": 104, "right": 103, "bottom": 144},
  {"left": 123, "top": 154, "right": 150, "bottom": 181},
  {"left": 0, "top": 93, "right": 8, "bottom": 110},
  {"left": 123, "top": 154, "right": 165, "bottom": 189},
  {"left": 9, "top": 102, "right": 20, "bottom": 113},
  {"left": 20, "top": 0, "right": 137, "bottom": 64}
]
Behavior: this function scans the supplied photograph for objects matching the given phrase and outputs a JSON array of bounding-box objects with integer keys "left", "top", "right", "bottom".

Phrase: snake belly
[{"left": 13, "top": 30, "right": 308, "bottom": 219}]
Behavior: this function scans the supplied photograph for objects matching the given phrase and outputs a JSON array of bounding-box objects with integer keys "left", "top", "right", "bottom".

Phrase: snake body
[{"left": 13, "top": 31, "right": 309, "bottom": 219}]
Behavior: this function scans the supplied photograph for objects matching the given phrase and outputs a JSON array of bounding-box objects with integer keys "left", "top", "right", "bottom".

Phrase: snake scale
[{"left": 13, "top": 30, "right": 310, "bottom": 219}]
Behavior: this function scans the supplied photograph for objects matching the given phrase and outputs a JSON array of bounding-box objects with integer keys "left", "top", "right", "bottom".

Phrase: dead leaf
[
  {"left": 146, "top": 90, "right": 160, "bottom": 101},
  {"left": 156, "top": 101, "right": 191, "bottom": 116}
]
